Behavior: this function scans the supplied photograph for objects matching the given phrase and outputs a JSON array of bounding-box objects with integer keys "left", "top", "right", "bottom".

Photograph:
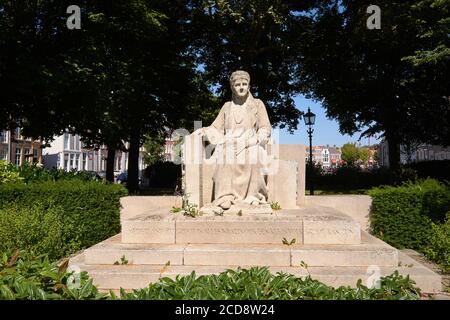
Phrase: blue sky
[{"left": 277, "top": 94, "right": 380, "bottom": 147}]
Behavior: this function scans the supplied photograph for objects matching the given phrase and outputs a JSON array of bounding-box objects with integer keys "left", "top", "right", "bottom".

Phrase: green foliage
[
  {"left": 359, "top": 148, "right": 369, "bottom": 165},
  {"left": 170, "top": 207, "right": 182, "bottom": 213},
  {"left": 0, "top": 252, "right": 421, "bottom": 300},
  {"left": 0, "top": 181, "right": 127, "bottom": 260},
  {"left": 170, "top": 202, "right": 200, "bottom": 218},
  {"left": 308, "top": 165, "right": 391, "bottom": 192},
  {"left": 270, "top": 202, "right": 281, "bottom": 210},
  {"left": 402, "top": 0, "right": 450, "bottom": 66},
  {"left": 424, "top": 213, "right": 450, "bottom": 272},
  {"left": 404, "top": 160, "right": 450, "bottom": 182},
  {"left": 143, "top": 134, "right": 165, "bottom": 167},
  {"left": 0, "top": 160, "right": 23, "bottom": 184},
  {"left": 390, "top": 167, "right": 419, "bottom": 186},
  {"left": 120, "top": 267, "right": 420, "bottom": 300},
  {"left": 0, "top": 250, "right": 107, "bottom": 300},
  {"left": 182, "top": 203, "right": 200, "bottom": 218},
  {"left": 190, "top": 0, "right": 307, "bottom": 132},
  {"left": 282, "top": 238, "right": 296, "bottom": 246},
  {"left": 369, "top": 179, "right": 450, "bottom": 253},
  {"left": 297, "top": 1, "right": 450, "bottom": 168},
  {"left": 114, "top": 255, "right": 129, "bottom": 266},
  {"left": 308, "top": 160, "right": 450, "bottom": 192},
  {"left": 0, "top": 161, "right": 101, "bottom": 185},
  {"left": 340, "top": 143, "right": 370, "bottom": 166},
  {"left": 0, "top": 203, "right": 74, "bottom": 261},
  {"left": 341, "top": 143, "right": 360, "bottom": 166},
  {"left": 145, "top": 161, "right": 181, "bottom": 189}
]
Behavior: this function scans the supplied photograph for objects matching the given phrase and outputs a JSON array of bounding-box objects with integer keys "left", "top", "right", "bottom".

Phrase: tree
[
  {"left": 373, "top": 149, "right": 380, "bottom": 165},
  {"left": 143, "top": 134, "right": 165, "bottom": 167},
  {"left": 65, "top": 0, "right": 170, "bottom": 184},
  {"left": 0, "top": 0, "right": 83, "bottom": 139},
  {"left": 188, "top": 0, "right": 319, "bottom": 132},
  {"left": 0, "top": 1, "right": 227, "bottom": 190},
  {"left": 359, "top": 148, "right": 369, "bottom": 166},
  {"left": 295, "top": 0, "right": 450, "bottom": 170},
  {"left": 341, "top": 143, "right": 360, "bottom": 166}
]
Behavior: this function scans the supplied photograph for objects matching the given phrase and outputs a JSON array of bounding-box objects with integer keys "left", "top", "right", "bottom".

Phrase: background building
[
  {"left": 42, "top": 132, "right": 146, "bottom": 179},
  {"left": 379, "top": 139, "right": 450, "bottom": 167},
  {"left": 163, "top": 138, "right": 176, "bottom": 162},
  {"left": 0, "top": 129, "right": 42, "bottom": 165},
  {"left": 306, "top": 145, "right": 342, "bottom": 169}
]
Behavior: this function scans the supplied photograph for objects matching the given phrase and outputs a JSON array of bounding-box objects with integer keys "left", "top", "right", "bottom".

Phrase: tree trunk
[
  {"left": 106, "top": 147, "right": 115, "bottom": 183},
  {"left": 127, "top": 129, "right": 141, "bottom": 193},
  {"left": 385, "top": 129, "right": 401, "bottom": 172}
]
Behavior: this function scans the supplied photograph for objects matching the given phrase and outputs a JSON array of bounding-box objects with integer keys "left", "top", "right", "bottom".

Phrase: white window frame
[{"left": 15, "top": 147, "right": 21, "bottom": 166}]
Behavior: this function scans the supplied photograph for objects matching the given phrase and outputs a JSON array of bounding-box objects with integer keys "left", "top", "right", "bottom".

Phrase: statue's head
[{"left": 230, "top": 70, "right": 250, "bottom": 99}]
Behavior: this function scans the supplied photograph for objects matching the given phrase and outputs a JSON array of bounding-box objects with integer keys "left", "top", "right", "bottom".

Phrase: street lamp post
[{"left": 303, "top": 107, "right": 316, "bottom": 195}]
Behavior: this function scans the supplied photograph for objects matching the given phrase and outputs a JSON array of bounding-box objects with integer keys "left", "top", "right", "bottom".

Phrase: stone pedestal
[
  {"left": 121, "top": 206, "right": 360, "bottom": 245},
  {"left": 69, "top": 196, "right": 442, "bottom": 294}
]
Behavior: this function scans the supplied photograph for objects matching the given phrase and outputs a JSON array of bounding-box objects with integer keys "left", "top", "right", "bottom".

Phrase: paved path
[{"left": 401, "top": 249, "right": 450, "bottom": 300}]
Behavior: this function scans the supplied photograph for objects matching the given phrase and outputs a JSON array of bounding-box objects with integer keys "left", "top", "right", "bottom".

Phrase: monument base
[{"left": 68, "top": 196, "right": 442, "bottom": 294}]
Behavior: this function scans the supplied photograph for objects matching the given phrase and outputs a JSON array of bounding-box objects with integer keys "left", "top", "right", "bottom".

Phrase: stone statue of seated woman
[{"left": 193, "top": 70, "right": 273, "bottom": 215}]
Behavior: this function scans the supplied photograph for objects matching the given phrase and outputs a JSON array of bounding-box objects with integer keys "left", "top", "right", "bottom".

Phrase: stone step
[
  {"left": 69, "top": 251, "right": 441, "bottom": 293},
  {"left": 83, "top": 232, "right": 397, "bottom": 267},
  {"left": 120, "top": 206, "right": 361, "bottom": 245}
]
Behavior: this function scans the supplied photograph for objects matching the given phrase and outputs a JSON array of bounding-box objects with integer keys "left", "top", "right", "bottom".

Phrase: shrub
[
  {"left": 0, "top": 160, "right": 23, "bottom": 184},
  {"left": 389, "top": 167, "right": 419, "bottom": 185},
  {"left": 424, "top": 213, "right": 450, "bottom": 272},
  {"left": 405, "top": 160, "right": 450, "bottom": 182},
  {"left": 0, "top": 203, "right": 74, "bottom": 260},
  {"left": 0, "top": 249, "right": 106, "bottom": 300},
  {"left": 0, "top": 161, "right": 102, "bottom": 185},
  {"left": 118, "top": 267, "right": 420, "bottom": 300},
  {"left": 369, "top": 179, "right": 450, "bottom": 250},
  {"left": 145, "top": 161, "right": 181, "bottom": 189},
  {"left": 307, "top": 165, "right": 391, "bottom": 192},
  {"left": 0, "top": 181, "right": 127, "bottom": 260}
]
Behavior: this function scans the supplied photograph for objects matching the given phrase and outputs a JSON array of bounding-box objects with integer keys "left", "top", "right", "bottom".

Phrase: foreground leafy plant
[
  {"left": 0, "top": 249, "right": 107, "bottom": 300},
  {"left": 120, "top": 267, "right": 421, "bottom": 300},
  {"left": 0, "top": 160, "right": 23, "bottom": 184},
  {"left": 424, "top": 212, "right": 450, "bottom": 272},
  {"left": 0, "top": 251, "right": 422, "bottom": 300}
]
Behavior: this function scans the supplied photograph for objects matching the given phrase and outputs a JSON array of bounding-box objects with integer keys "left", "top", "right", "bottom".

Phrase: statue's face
[{"left": 232, "top": 78, "right": 249, "bottom": 98}]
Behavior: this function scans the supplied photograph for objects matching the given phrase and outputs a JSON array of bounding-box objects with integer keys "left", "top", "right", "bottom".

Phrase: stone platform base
[
  {"left": 70, "top": 247, "right": 441, "bottom": 293},
  {"left": 83, "top": 232, "right": 397, "bottom": 267},
  {"left": 68, "top": 202, "right": 442, "bottom": 293},
  {"left": 121, "top": 206, "right": 361, "bottom": 245}
]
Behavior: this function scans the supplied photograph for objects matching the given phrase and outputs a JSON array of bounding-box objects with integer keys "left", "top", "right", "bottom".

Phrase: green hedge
[
  {"left": 405, "top": 160, "right": 450, "bottom": 182},
  {"left": 369, "top": 179, "right": 450, "bottom": 251},
  {"left": 0, "top": 181, "right": 127, "bottom": 260},
  {"left": 307, "top": 160, "right": 450, "bottom": 193},
  {"left": 0, "top": 160, "right": 102, "bottom": 184}
]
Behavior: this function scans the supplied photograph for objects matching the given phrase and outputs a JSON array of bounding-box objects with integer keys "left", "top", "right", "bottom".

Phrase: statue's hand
[
  {"left": 235, "top": 136, "right": 258, "bottom": 156},
  {"left": 192, "top": 128, "right": 205, "bottom": 136},
  {"left": 246, "top": 136, "right": 258, "bottom": 148}
]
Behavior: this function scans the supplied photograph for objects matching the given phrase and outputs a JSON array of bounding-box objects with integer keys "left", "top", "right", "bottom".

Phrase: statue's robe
[{"left": 204, "top": 94, "right": 272, "bottom": 207}]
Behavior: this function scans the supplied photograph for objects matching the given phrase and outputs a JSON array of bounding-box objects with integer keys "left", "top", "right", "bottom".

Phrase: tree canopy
[
  {"left": 1, "top": 0, "right": 448, "bottom": 187},
  {"left": 295, "top": 0, "right": 450, "bottom": 169},
  {"left": 341, "top": 143, "right": 360, "bottom": 166}
]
